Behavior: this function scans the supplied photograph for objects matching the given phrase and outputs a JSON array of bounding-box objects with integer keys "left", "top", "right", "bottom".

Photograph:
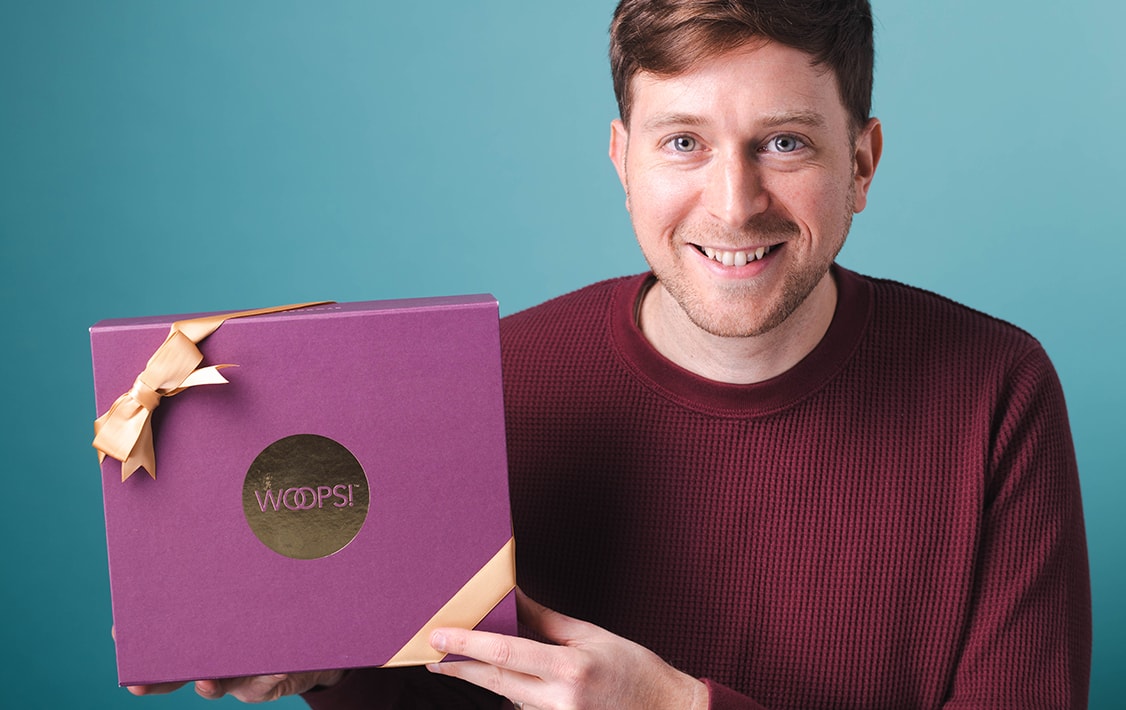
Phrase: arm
[{"left": 942, "top": 347, "right": 1091, "bottom": 707}]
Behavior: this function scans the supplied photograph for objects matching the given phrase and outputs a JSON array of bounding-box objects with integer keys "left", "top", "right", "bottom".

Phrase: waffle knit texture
[{"left": 305, "top": 265, "right": 1090, "bottom": 709}]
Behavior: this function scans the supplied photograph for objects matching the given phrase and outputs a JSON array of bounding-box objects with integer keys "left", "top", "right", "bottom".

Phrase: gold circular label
[{"left": 242, "top": 434, "right": 370, "bottom": 560}]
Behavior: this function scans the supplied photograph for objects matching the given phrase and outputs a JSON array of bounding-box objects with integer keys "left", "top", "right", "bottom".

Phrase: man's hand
[
  {"left": 426, "top": 589, "right": 708, "bottom": 710},
  {"left": 124, "top": 670, "right": 345, "bottom": 702},
  {"left": 111, "top": 626, "right": 344, "bottom": 701}
]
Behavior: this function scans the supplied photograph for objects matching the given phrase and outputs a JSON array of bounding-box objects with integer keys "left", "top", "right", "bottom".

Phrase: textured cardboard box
[{"left": 90, "top": 298, "right": 515, "bottom": 685}]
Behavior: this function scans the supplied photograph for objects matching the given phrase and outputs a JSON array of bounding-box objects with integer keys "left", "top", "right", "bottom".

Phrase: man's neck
[{"left": 637, "top": 273, "right": 838, "bottom": 385}]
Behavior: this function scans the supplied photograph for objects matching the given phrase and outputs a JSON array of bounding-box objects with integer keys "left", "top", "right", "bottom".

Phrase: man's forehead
[
  {"left": 626, "top": 42, "right": 843, "bottom": 130},
  {"left": 632, "top": 39, "right": 829, "bottom": 87}
]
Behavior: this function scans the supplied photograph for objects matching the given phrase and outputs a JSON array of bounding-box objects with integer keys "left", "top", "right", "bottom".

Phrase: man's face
[{"left": 610, "top": 40, "right": 881, "bottom": 339}]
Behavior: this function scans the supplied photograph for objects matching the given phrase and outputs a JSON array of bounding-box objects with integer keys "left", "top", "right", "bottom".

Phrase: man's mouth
[{"left": 695, "top": 244, "right": 778, "bottom": 267}]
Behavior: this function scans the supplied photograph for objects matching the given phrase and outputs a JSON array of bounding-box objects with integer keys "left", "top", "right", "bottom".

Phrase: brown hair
[{"left": 610, "top": 0, "right": 874, "bottom": 130}]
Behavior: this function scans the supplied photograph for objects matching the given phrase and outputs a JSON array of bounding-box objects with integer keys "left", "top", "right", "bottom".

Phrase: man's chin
[
  {"left": 661, "top": 275, "right": 822, "bottom": 341},
  {"left": 685, "top": 311, "right": 788, "bottom": 340}
]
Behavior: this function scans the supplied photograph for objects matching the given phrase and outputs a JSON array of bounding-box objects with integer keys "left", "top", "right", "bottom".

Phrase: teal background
[{"left": 1, "top": 1, "right": 1122, "bottom": 707}]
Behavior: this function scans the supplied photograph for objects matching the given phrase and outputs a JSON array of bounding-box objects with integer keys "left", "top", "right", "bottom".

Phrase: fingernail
[
  {"left": 425, "top": 663, "right": 442, "bottom": 673},
  {"left": 430, "top": 631, "right": 448, "bottom": 651}
]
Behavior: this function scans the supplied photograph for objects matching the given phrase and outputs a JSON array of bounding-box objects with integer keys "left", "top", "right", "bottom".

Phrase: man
[{"left": 131, "top": 0, "right": 1091, "bottom": 707}]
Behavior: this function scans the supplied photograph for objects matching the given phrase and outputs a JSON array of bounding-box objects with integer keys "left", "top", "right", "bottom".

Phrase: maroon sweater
[{"left": 306, "top": 266, "right": 1090, "bottom": 709}]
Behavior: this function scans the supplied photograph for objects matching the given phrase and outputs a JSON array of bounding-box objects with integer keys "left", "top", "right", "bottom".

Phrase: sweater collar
[{"left": 609, "top": 264, "right": 872, "bottom": 416}]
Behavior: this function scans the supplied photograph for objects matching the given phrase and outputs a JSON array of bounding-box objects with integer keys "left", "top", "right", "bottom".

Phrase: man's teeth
[{"left": 702, "top": 245, "right": 772, "bottom": 266}]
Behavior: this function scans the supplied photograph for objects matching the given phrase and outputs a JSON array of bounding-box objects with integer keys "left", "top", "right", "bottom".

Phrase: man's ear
[
  {"left": 609, "top": 118, "right": 630, "bottom": 202},
  {"left": 852, "top": 117, "right": 883, "bottom": 214}
]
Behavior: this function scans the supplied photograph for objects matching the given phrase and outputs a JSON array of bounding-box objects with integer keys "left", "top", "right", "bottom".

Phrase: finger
[
  {"left": 194, "top": 679, "right": 225, "bottom": 699},
  {"left": 231, "top": 674, "right": 293, "bottom": 702},
  {"left": 197, "top": 674, "right": 291, "bottom": 702},
  {"left": 430, "top": 628, "right": 553, "bottom": 678},
  {"left": 427, "top": 659, "right": 542, "bottom": 705}
]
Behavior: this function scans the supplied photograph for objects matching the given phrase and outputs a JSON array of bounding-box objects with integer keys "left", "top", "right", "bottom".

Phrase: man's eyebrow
[
  {"left": 640, "top": 113, "right": 707, "bottom": 131},
  {"left": 761, "top": 110, "right": 827, "bottom": 129},
  {"left": 639, "top": 110, "right": 828, "bottom": 132}
]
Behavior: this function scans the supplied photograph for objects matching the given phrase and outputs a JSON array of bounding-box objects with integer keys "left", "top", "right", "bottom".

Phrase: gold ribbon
[
  {"left": 383, "top": 536, "right": 517, "bottom": 667},
  {"left": 93, "top": 301, "right": 331, "bottom": 482}
]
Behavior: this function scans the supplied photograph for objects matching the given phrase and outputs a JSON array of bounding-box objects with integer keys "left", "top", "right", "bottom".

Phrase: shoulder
[
  {"left": 834, "top": 270, "right": 1068, "bottom": 442},
  {"left": 853, "top": 271, "right": 1049, "bottom": 374},
  {"left": 843, "top": 271, "right": 1074, "bottom": 492}
]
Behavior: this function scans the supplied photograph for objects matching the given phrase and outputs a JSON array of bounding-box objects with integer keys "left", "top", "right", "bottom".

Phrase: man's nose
[{"left": 704, "top": 152, "right": 768, "bottom": 229}]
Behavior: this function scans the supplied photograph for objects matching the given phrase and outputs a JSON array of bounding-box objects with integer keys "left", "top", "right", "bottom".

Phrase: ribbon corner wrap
[
  {"left": 92, "top": 301, "right": 332, "bottom": 482},
  {"left": 382, "top": 536, "right": 517, "bottom": 667}
]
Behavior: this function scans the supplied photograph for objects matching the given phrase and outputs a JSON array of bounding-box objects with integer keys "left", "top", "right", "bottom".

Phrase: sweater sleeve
[
  {"left": 703, "top": 679, "right": 770, "bottom": 710},
  {"left": 693, "top": 344, "right": 1091, "bottom": 710},
  {"left": 942, "top": 345, "right": 1091, "bottom": 708},
  {"left": 301, "top": 666, "right": 505, "bottom": 710}
]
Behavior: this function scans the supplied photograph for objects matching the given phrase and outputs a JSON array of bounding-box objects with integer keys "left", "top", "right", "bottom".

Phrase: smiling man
[
  {"left": 317, "top": 2, "right": 1090, "bottom": 707},
  {"left": 128, "top": 1, "right": 1090, "bottom": 708}
]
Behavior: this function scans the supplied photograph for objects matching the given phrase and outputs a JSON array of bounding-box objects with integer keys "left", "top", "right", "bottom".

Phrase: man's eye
[
  {"left": 669, "top": 136, "right": 697, "bottom": 152},
  {"left": 767, "top": 135, "right": 805, "bottom": 153}
]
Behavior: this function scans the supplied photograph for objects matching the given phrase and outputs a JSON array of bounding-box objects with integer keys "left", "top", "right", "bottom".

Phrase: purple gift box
[{"left": 89, "top": 298, "right": 516, "bottom": 686}]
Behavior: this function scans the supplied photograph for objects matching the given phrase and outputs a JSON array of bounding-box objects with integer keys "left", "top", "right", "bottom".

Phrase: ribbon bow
[{"left": 93, "top": 302, "right": 330, "bottom": 482}]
